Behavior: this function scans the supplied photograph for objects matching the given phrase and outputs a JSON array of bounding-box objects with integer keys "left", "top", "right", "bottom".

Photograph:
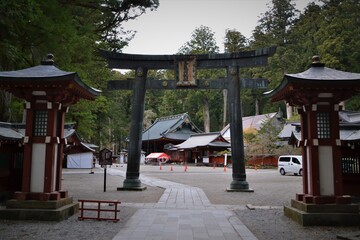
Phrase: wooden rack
[{"left": 78, "top": 199, "right": 121, "bottom": 222}]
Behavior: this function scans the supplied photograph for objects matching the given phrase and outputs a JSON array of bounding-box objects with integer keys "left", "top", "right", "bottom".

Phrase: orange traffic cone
[
  {"left": 184, "top": 165, "right": 188, "bottom": 172},
  {"left": 170, "top": 165, "right": 173, "bottom": 171},
  {"left": 223, "top": 165, "right": 227, "bottom": 172}
]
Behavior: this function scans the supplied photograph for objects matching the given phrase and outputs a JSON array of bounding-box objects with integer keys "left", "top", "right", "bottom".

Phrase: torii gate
[{"left": 100, "top": 47, "right": 276, "bottom": 191}]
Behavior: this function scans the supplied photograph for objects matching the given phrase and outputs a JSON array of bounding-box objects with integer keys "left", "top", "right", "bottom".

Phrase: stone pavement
[{"left": 106, "top": 167, "right": 257, "bottom": 240}]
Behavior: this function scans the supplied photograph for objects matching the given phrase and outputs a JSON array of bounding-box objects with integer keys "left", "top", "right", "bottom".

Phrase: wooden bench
[{"left": 78, "top": 199, "right": 121, "bottom": 222}]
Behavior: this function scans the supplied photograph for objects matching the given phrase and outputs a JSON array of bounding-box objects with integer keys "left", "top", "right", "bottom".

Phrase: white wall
[
  {"left": 31, "top": 143, "right": 46, "bottom": 192},
  {"left": 67, "top": 152, "right": 93, "bottom": 168},
  {"left": 318, "top": 146, "right": 334, "bottom": 195}
]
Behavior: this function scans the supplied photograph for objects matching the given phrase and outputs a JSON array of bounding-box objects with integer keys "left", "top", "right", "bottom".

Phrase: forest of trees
[{"left": 0, "top": 0, "right": 359, "bottom": 152}]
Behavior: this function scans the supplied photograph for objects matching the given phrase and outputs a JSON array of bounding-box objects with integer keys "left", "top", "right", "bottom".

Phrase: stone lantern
[
  {"left": 0, "top": 54, "right": 99, "bottom": 220},
  {"left": 266, "top": 56, "right": 360, "bottom": 226}
]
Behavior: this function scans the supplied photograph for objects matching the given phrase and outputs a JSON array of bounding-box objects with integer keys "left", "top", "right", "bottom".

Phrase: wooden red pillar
[
  {"left": 299, "top": 103, "right": 345, "bottom": 204},
  {"left": 330, "top": 105, "right": 343, "bottom": 197},
  {"left": 307, "top": 106, "right": 321, "bottom": 197},
  {"left": 17, "top": 101, "right": 64, "bottom": 200},
  {"left": 21, "top": 102, "right": 34, "bottom": 193},
  {"left": 298, "top": 108, "right": 308, "bottom": 196},
  {"left": 56, "top": 108, "right": 67, "bottom": 191}
]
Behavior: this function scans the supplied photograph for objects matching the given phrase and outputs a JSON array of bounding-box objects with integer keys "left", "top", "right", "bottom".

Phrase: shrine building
[
  {"left": 0, "top": 54, "right": 99, "bottom": 221},
  {"left": 266, "top": 56, "right": 360, "bottom": 226}
]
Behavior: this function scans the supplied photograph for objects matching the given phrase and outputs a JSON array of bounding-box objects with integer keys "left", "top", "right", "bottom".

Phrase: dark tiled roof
[
  {"left": 291, "top": 128, "right": 360, "bottom": 142},
  {"left": 265, "top": 63, "right": 360, "bottom": 103},
  {"left": 278, "top": 122, "right": 299, "bottom": 139},
  {"left": 0, "top": 61, "right": 100, "bottom": 100},
  {"left": 0, "top": 122, "right": 95, "bottom": 148},
  {"left": 0, "top": 65, "right": 75, "bottom": 78},
  {"left": 339, "top": 111, "right": 360, "bottom": 124},
  {"left": 142, "top": 113, "right": 202, "bottom": 141},
  {"left": 286, "top": 64, "right": 360, "bottom": 81},
  {"left": 287, "top": 111, "right": 360, "bottom": 143},
  {"left": 0, "top": 122, "right": 23, "bottom": 141},
  {"left": 64, "top": 142, "right": 95, "bottom": 153}
]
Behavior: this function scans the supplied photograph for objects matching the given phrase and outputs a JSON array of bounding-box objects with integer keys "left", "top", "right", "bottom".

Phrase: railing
[
  {"left": 78, "top": 199, "right": 121, "bottom": 222},
  {"left": 342, "top": 157, "right": 360, "bottom": 174}
]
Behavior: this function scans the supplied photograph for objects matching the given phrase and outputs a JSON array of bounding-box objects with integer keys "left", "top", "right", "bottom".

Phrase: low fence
[
  {"left": 247, "top": 155, "right": 278, "bottom": 167},
  {"left": 78, "top": 199, "right": 121, "bottom": 222}
]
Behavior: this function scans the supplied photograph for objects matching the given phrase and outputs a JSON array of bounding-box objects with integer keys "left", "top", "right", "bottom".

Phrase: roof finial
[
  {"left": 311, "top": 55, "right": 324, "bottom": 67},
  {"left": 312, "top": 55, "right": 320, "bottom": 63},
  {"left": 41, "top": 53, "right": 54, "bottom": 65}
]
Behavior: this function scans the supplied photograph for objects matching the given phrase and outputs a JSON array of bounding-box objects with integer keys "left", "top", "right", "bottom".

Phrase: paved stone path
[{"left": 106, "top": 167, "right": 257, "bottom": 240}]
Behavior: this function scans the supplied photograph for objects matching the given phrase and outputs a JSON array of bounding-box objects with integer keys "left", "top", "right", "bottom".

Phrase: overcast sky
[{"left": 121, "top": 0, "right": 315, "bottom": 54}]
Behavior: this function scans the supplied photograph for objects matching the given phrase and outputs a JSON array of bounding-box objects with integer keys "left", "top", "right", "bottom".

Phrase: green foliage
[
  {"left": 178, "top": 25, "right": 219, "bottom": 54},
  {"left": 245, "top": 117, "right": 282, "bottom": 155},
  {"left": 2, "top": 0, "right": 360, "bottom": 149},
  {"left": 224, "top": 29, "right": 248, "bottom": 53},
  {"left": 0, "top": 0, "right": 158, "bottom": 147}
]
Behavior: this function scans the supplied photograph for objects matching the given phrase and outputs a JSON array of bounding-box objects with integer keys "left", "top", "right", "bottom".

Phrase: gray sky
[{"left": 121, "top": 0, "right": 315, "bottom": 54}]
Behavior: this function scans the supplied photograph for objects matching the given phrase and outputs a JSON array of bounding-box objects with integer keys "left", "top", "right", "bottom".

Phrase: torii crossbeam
[{"left": 100, "top": 47, "right": 276, "bottom": 191}]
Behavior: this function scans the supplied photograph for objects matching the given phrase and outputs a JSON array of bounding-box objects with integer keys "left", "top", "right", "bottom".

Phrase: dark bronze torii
[{"left": 100, "top": 47, "right": 276, "bottom": 191}]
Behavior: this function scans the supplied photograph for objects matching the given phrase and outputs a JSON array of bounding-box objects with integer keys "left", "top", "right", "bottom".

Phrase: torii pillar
[
  {"left": 0, "top": 54, "right": 99, "bottom": 221},
  {"left": 267, "top": 56, "right": 360, "bottom": 226}
]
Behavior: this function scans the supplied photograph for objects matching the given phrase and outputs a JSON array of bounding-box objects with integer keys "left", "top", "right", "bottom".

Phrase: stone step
[{"left": 284, "top": 205, "right": 360, "bottom": 226}]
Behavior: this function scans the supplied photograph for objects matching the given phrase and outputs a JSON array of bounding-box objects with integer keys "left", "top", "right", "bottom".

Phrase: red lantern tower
[
  {"left": 0, "top": 54, "right": 99, "bottom": 220},
  {"left": 267, "top": 56, "right": 360, "bottom": 226}
]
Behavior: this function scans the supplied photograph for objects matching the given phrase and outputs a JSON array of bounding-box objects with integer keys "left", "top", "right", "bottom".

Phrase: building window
[
  {"left": 317, "top": 112, "right": 331, "bottom": 139},
  {"left": 342, "top": 157, "right": 360, "bottom": 174},
  {"left": 34, "top": 110, "right": 47, "bottom": 136}
]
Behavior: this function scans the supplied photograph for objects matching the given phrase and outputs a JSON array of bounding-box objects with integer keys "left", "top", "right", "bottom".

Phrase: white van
[{"left": 278, "top": 155, "right": 303, "bottom": 176}]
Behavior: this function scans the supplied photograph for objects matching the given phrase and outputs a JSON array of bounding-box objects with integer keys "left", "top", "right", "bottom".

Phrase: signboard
[
  {"left": 175, "top": 56, "right": 197, "bottom": 87},
  {"left": 99, "top": 148, "right": 113, "bottom": 166}
]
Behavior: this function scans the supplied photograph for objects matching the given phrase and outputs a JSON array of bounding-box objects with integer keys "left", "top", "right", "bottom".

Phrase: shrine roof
[
  {"left": 290, "top": 125, "right": 360, "bottom": 143},
  {"left": 0, "top": 122, "right": 23, "bottom": 141},
  {"left": 0, "top": 64, "right": 75, "bottom": 79},
  {"left": 339, "top": 111, "right": 360, "bottom": 124},
  {"left": 281, "top": 111, "right": 360, "bottom": 143},
  {"left": 63, "top": 142, "right": 95, "bottom": 153},
  {"left": 265, "top": 56, "right": 360, "bottom": 104},
  {"left": 0, "top": 54, "right": 100, "bottom": 102},
  {"left": 0, "top": 122, "right": 90, "bottom": 144},
  {"left": 285, "top": 64, "right": 360, "bottom": 81},
  {"left": 174, "top": 132, "right": 230, "bottom": 150},
  {"left": 142, "top": 113, "right": 202, "bottom": 141}
]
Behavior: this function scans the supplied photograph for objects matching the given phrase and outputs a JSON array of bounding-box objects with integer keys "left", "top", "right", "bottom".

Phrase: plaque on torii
[{"left": 100, "top": 47, "right": 276, "bottom": 191}]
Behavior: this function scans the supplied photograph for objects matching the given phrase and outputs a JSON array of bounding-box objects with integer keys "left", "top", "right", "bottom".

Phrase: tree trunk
[
  {"left": 286, "top": 102, "right": 292, "bottom": 119},
  {"left": 203, "top": 98, "right": 210, "bottom": 133},
  {"left": 255, "top": 98, "right": 260, "bottom": 115},
  {"left": 0, "top": 90, "right": 12, "bottom": 122},
  {"left": 222, "top": 89, "right": 228, "bottom": 128}
]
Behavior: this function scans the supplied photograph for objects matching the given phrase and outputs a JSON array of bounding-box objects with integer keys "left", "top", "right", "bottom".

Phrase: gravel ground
[
  {"left": 235, "top": 208, "right": 360, "bottom": 240},
  {"left": 0, "top": 168, "right": 164, "bottom": 240},
  {"left": 0, "top": 206, "right": 136, "bottom": 240},
  {"left": 0, "top": 165, "right": 359, "bottom": 240}
]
